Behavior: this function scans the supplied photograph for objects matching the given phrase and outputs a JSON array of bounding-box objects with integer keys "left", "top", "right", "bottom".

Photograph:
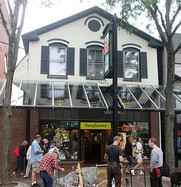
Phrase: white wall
[{"left": 14, "top": 13, "right": 159, "bottom": 86}]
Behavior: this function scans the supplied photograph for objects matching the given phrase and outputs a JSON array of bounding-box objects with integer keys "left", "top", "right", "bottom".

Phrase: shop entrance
[
  {"left": 83, "top": 130, "right": 104, "bottom": 164},
  {"left": 81, "top": 129, "right": 112, "bottom": 164}
]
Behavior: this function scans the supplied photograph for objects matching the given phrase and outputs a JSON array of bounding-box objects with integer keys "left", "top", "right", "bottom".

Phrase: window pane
[
  {"left": 124, "top": 49, "right": 140, "bottom": 80},
  {"left": 118, "top": 121, "right": 150, "bottom": 158},
  {"left": 124, "top": 67, "right": 138, "bottom": 79},
  {"left": 40, "top": 120, "right": 79, "bottom": 160},
  {"left": 87, "top": 47, "right": 103, "bottom": 79},
  {"left": 125, "top": 51, "right": 139, "bottom": 65},
  {"left": 49, "top": 44, "right": 67, "bottom": 76}
]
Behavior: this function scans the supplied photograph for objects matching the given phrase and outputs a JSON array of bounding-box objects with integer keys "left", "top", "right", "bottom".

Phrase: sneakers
[
  {"left": 23, "top": 175, "right": 29, "bottom": 179},
  {"left": 140, "top": 170, "right": 144, "bottom": 176},
  {"left": 125, "top": 169, "right": 130, "bottom": 174},
  {"left": 11, "top": 172, "right": 16, "bottom": 177},
  {"left": 31, "top": 182, "right": 40, "bottom": 187},
  {"left": 130, "top": 169, "right": 135, "bottom": 176}
]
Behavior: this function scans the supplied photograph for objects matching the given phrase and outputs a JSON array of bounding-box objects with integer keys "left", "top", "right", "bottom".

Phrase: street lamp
[{"left": 102, "top": 14, "right": 118, "bottom": 136}]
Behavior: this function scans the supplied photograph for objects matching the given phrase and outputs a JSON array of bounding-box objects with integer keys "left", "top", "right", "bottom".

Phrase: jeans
[
  {"left": 14, "top": 157, "right": 24, "bottom": 172},
  {"left": 125, "top": 155, "right": 133, "bottom": 167},
  {"left": 150, "top": 169, "right": 163, "bottom": 187},
  {"left": 107, "top": 162, "right": 121, "bottom": 187},
  {"left": 40, "top": 171, "right": 53, "bottom": 187}
]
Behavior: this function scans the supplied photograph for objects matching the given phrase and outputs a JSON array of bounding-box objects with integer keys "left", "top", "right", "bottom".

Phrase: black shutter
[
  {"left": 67, "top": 47, "right": 75, "bottom": 75},
  {"left": 140, "top": 52, "right": 148, "bottom": 78},
  {"left": 80, "top": 48, "right": 87, "bottom": 76},
  {"left": 41, "top": 46, "right": 49, "bottom": 74},
  {"left": 117, "top": 51, "right": 123, "bottom": 78}
]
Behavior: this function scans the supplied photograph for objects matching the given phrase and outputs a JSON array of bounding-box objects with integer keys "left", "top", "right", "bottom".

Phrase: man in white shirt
[{"left": 148, "top": 137, "right": 163, "bottom": 187}]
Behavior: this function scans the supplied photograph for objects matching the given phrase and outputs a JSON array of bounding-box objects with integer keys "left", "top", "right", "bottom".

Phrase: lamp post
[
  {"left": 102, "top": 14, "right": 118, "bottom": 136},
  {"left": 112, "top": 14, "right": 118, "bottom": 136}
]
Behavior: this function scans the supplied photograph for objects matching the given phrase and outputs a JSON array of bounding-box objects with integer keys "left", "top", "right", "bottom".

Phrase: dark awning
[{"left": 0, "top": 79, "right": 181, "bottom": 111}]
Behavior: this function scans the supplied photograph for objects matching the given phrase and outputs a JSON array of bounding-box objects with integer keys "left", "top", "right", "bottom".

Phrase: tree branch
[
  {"left": 140, "top": 0, "right": 167, "bottom": 44},
  {"left": 165, "top": 0, "right": 172, "bottom": 33},
  {"left": 13, "top": 0, "right": 28, "bottom": 67},
  {"left": 174, "top": 43, "right": 181, "bottom": 55},
  {"left": 172, "top": 19, "right": 181, "bottom": 38},
  {"left": 156, "top": 6, "right": 167, "bottom": 34},
  {"left": 0, "top": 4, "right": 10, "bottom": 37},
  {"left": 6, "top": 0, "right": 13, "bottom": 20},
  {"left": 170, "top": 4, "right": 181, "bottom": 28}
]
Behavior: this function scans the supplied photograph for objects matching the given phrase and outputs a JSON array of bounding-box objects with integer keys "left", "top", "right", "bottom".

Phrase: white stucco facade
[{"left": 14, "top": 7, "right": 160, "bottom": 86}]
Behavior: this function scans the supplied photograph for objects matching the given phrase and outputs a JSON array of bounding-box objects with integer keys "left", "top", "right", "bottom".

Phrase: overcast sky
[{"left": 22, "top": 0, "right": 110, "bottom": 34}]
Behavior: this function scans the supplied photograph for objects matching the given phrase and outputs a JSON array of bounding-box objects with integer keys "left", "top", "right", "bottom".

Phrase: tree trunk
[
  {"left": 2, "top": 36, "right": 14, "bottom": 186},
  {"left": 165, "top": 43, "right": 175, "bottom": 171}
]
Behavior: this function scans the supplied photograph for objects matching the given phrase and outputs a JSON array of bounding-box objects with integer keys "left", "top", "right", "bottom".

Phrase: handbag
[
  {"left": 13, "top": 147, "right": 20, "bottom": 157},
  {"left": 132, "top": 146, "right": 139, "bottom": 157}
]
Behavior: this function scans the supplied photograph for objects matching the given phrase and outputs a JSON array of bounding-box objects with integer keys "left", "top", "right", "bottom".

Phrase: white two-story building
[{"left": 2, "top": 6, "right": 177, "bottom": 168}]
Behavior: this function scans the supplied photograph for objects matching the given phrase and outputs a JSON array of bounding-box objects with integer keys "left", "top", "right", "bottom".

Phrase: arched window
[{"left": 49, "top": 43, "right": 67, "bottom": 77}]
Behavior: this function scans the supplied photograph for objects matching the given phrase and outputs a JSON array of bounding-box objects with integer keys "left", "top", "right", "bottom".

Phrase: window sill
[
  {"left": 123, "top": 78, "right": 141, "bottom": 82},
  {"left": 48, "top": 75, "right": 68, "bottom": 79}
]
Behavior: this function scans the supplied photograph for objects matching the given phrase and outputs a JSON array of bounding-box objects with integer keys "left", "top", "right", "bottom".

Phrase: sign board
[
  {"left": 102, "top": 24, "right": 113, "bottom": 78},
  {"left": 80, "top": 122, "right": 111, "bottom": 130}
]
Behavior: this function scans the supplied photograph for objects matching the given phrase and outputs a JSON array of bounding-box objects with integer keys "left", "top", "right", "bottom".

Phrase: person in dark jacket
[
  {"left": 12, "top": 140, "right": 28, "bottom": 177},
  {"left": 124, "top": 136, "right": 133, "bottom": 174}
]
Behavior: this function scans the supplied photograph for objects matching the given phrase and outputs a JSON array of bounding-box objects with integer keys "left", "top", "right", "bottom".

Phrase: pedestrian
[
  {"left": 148, "top": 137, "right": 163, "bottom": 187},
  {"left": 48, "top": 140, "right": 60, "bottom": 160},
  {"left": 119, "top": 133, "right": 126, "bottom": 150},
  {"left": 42, "top": 138, "right": 50, "bottom": 153},
  {"left": 104, "top": 135, "right": 128, "bottom": 187},
  {"left": 124, "top": 136, "right": 133, "bottom": 174},
  {"left": 48, "top": 139, "right": 61, "bottom": 185},
  {"left": 131, "top": 136, "right": 144, "bottom": 176},
  {"left": 12, "top": 140, "right": 28, "bottom": 177},
  {"left": 39, "top": 150, "right": 65, "bottom": 187},
  {"left": 23, "top": 145, "right": 32, "bottom": 178},
  {"left": 30, "top": 135, "right": 44, "bottom": 187}
]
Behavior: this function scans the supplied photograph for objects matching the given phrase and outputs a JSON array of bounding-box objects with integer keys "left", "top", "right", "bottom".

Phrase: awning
[
  {"left": 103, "top": 84, "right": 181, "bottom": 111},
  {"left": 0, "top": 79, "right": 108, "bottom": 109},
  {"left": 0, "top": 79, "right": 181, "bottom": 111}
]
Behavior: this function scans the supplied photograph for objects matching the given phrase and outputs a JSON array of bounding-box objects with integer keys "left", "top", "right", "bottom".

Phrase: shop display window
[
  {"left": 118, "top": 121, "right": 150, "bottom": 158},
  {"left": 40, "top": 120, "right": 79, "bottom": 160}
]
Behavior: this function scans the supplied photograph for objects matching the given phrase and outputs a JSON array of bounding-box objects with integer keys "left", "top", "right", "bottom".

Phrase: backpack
[
  {"left": 160, "top": 165, "right": 170, "bottom": 177},
  {"left": 13, "top": 147, "right": 20, "bottom": 157}
]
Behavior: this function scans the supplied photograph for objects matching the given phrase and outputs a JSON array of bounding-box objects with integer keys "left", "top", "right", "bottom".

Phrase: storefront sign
[{"left": 80, "top": 122, "right": 111, "bottom": 130}]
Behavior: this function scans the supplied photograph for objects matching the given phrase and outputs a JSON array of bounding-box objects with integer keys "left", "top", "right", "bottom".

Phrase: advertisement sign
[{"left": 80, "top": 122, "right": 111, "bottom": 129}]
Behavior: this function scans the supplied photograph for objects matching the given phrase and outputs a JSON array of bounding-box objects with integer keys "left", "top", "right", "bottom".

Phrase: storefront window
[
  {"left": 40, "top": 120, "right": 79, "bottom": 160},
  {"left": 118, "top": 121, "right": 150, "bottom": 158}
]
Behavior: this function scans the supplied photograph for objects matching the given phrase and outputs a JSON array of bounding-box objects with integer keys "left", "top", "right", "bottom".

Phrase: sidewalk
[{"left": 9, "top": 170, "right": 172, "bottom": 187}]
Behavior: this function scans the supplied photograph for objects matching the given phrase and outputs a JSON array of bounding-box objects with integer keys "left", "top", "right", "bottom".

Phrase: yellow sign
[{"left": 80, "top": 122, "right": 111, "bottom": 130}]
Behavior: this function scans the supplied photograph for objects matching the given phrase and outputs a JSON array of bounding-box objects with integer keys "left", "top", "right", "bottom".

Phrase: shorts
[{"left": 32, "top": 162, "right": 40, "bottom": 173}]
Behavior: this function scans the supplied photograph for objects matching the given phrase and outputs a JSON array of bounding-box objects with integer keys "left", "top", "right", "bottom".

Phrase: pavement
[{"left": 7, "top": 169, "right": 172, "bottom": 187}]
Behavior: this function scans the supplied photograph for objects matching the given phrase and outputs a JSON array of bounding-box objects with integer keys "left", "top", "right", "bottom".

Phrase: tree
[
  {"left": 105, "top": 0, "right": 181, "bottom": 171},
  {"left": 0, "top": 0, "right": 58, "bottom": 186},
  {"left": 0, "top": 1, "right": 27, "bottom": 186}
]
